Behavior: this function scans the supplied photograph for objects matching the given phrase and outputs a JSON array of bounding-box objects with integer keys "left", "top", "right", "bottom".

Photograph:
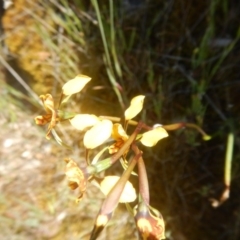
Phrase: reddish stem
[
  {"left": 100, "top": 152, "right": 141, "bottom": 214},
  {"left": 132, "top": 144, "right": 150, "bottom": 205}
]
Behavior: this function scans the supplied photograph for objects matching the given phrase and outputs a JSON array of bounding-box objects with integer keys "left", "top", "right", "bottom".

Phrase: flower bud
[{"left": 135, "top": 201, "right": 165, "bottom": 240}]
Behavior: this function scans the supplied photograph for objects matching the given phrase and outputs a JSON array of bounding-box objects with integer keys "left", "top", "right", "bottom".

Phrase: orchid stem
[
  {"left": 101, "top": 153, "right": 141, "bottom": 214},
  {"left": 132, "top": 144, "right": 150, "bottom": 205}
]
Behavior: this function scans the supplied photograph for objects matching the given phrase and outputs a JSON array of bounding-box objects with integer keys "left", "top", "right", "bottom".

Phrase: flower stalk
[
  {"left": 132, "top": 144, "right": 150, "bottom": 205},
  {"left": 34, "top": 74, "right": 211, "bottom": 240},
  {"left": 90, "top": 152, "right": 142, "bottom": 240}
]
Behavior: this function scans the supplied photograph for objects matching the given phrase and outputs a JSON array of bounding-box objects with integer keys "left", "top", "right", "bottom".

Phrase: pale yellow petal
[
  {"left": 83, "top": 120, "right": 113, "bottom": 149},
  {"left": 70, "top": 114, "right": 99, "bottom": 131},
  {"left": 140, "top": 127, "right": 168, "bottom": 147},
  {"left": 100, "top": 176, "right": 136, "bottom": 203},
  {"left": 62, "top": 74, "right": 91, "bottom": 95},
  {"left": 124, "top": 95, "right": 145, "bottom": 120}
]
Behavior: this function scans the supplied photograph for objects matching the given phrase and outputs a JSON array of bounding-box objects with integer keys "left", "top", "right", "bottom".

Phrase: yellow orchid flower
[
  {"left": 109, "top": 123, "right": 129, "bottom": 154},
  {"left": 65, "top": 158, "right": 88, "bottom": 202},
  {"left": 65, "top": 158, "right": 97, "bottom": 202},
  {"left": 35, "top": 94, "right": 58, "bottom": 139}
]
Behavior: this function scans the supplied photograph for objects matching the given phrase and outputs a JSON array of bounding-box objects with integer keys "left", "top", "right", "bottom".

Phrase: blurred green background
[{"left": 0, "top": 0, "right": 240, "bottom": 239}]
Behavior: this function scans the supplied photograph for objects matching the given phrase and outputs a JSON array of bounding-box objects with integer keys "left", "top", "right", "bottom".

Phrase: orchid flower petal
[
  {"left": 124, "top": 95, "right": 145, "bottom": 120},
  {"left": 100, "top": 176, "right": 136, "bottom": 203},
  {"left": 84, "top": 120, "right": 113, "bottom": 149},
  {"left": 62, "top": 74, "right": 91, "bottom": 95},
  {"left": 70, "top": 114, "right": 99, "bottom": 131},
  {"left": 140, "top": 127, "right": 168, "bottom": 147}
]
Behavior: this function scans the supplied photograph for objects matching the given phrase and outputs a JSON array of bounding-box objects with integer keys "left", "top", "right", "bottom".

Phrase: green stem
[
  {"left": 109, "top": 0, "right": 122, "bottom": 79},
  {"left": 162, "top": 122, "right": 211, "bottom": 140},
  {"left": 91, "top": 0, "right": 124, "bottom": 109},
  {"left": 224, "top": 132, "right": 234, "bottom": 187},
  {"left": 86, "top": 149, "right": 90, "bottom": 165},
  {"left": 93, "top": 157, "right": 113, "bottom": 173}
]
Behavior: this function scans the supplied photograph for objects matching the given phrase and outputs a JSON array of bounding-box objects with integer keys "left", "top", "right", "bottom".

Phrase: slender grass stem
[{"left": 91, "top": 0, "right": 124, "bottom": 109}]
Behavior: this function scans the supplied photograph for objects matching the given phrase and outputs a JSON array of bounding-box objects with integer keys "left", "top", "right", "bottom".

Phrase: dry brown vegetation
[{"left": 1, "top": 0, "right": 240, "bottom": 239}]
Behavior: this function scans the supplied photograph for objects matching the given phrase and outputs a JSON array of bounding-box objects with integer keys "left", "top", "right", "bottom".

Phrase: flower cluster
[{"left": 35, "top": 74, "right": 210, "bottom": 239}]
